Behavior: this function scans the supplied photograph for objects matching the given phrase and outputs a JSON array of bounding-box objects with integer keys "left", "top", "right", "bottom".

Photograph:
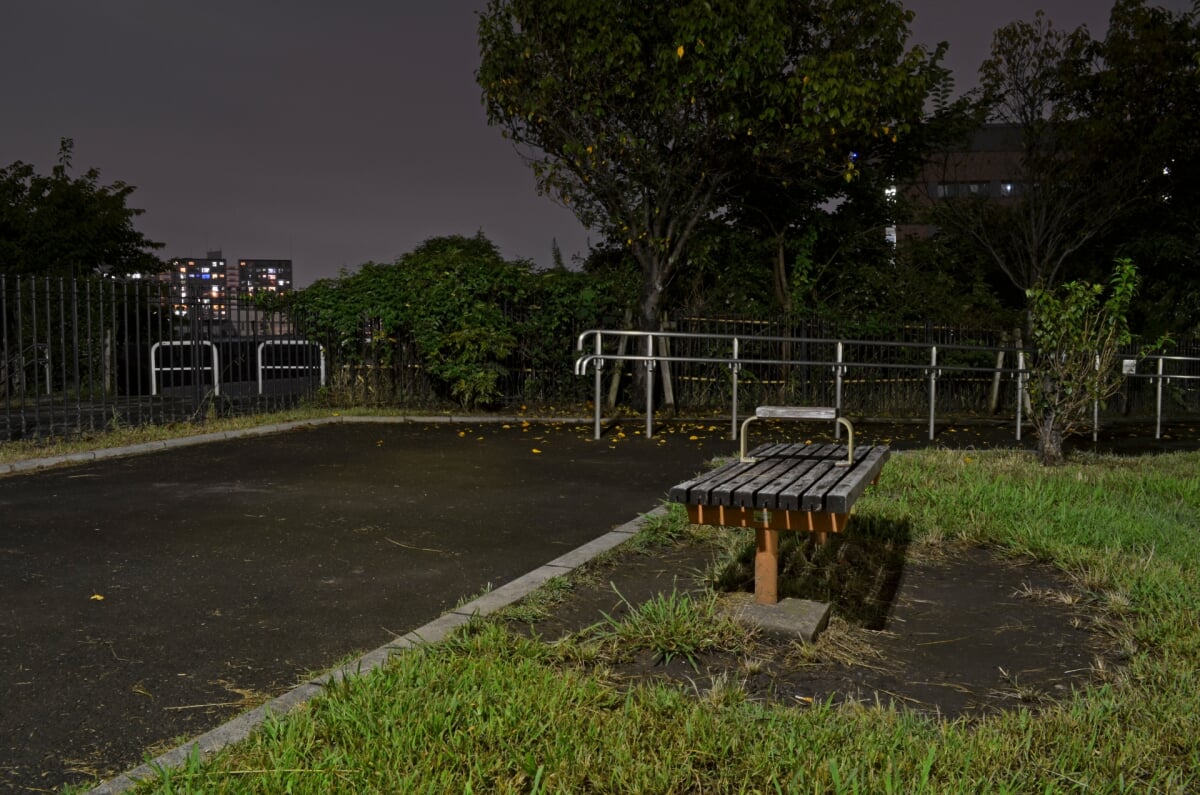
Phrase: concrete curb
[{"left": 87, "top": 504, "right": 667, "bottom": 794}]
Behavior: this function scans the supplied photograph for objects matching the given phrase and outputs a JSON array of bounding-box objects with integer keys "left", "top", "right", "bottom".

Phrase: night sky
[{"left": 2, "top": 1, "right": 1190, "bottom": 285}]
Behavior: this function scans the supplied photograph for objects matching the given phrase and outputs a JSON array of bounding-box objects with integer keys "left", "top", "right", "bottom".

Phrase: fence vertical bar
[
  {"left": 928, "top": 345, "right": 938, "bottom": 441},
  {"left": 1092, "top": 354, "right": 1100, "bottom": 443},
  {"left": 1156, "top": 356, "right": 1164, "bottom": 439},
  {"left": 644, "top": 332, "right": 655, "bottom": 439},
  {"left": 16, "top": 279, "right": 25, "bottom": 437}
]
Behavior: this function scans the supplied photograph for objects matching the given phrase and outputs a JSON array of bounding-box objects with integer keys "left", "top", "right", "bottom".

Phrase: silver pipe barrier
[
  {"left": 256, "top": 340, "right": 327, "bottom": 395},
  {"left": 149, "top": 341, "right": 220, "bottom": 397}
]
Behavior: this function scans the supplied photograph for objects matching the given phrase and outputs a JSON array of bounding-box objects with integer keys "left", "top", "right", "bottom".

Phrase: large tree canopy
[
  {"left": 0, "top": 139, "right": 163, "bottom": 278},
  {"left": 477, "top": 0, "right": 945, "bottom": 331}
]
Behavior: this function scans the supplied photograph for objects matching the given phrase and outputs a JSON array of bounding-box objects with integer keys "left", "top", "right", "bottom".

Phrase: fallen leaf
[
  {"left": 531, "top": 448, "right": 542, "bottom": 454},
  {"left": 90, "top": 594, "right": 104, "bottom": 601}
]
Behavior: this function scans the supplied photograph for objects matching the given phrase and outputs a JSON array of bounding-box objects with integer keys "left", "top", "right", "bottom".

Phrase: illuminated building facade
[
  {"left": 236, "top": 259, "right": 293, "bottom": 298},
  {"left": 166, "top": 251, "right": 228, "bottom": 318}
]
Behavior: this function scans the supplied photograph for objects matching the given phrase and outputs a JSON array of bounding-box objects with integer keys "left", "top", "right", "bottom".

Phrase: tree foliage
[
  {"left": 932, "top": 0, "right": 1200, "bottom": 327},
  {"left": 0, "top": 139, "right": 163, "bottom": 277},
  {"left": 1076, "top": 0, "right": 1200, "bottom": 335},
  {"left": 477, "top": 0, "right": 946, "bottom": 331},
  {"left": 290, "top": 234, "right": 634, "bottom": 409}
]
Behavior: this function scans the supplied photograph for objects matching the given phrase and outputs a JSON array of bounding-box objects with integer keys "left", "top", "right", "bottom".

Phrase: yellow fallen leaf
[
  {"left": 531, "top": 448, "right": 542, "bottom": 454},
  {"left": 90, "top": 593, "right": 104, "bottom": 601},
  {"left": 457, "top": 431, "right": 466, "bottom": 437},
  {"left": 688, "top": 435, "right": 700, "bottom": 441}
]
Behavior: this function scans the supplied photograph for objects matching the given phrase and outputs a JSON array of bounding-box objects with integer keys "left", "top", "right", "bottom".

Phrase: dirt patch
[{"left": 506, "top": 535, "right": 1118, "bottom": 720}]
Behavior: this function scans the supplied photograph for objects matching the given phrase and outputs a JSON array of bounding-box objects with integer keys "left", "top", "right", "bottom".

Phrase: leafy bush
[{"left": 289, "top": 233, "right": 636, "bottom": 409}]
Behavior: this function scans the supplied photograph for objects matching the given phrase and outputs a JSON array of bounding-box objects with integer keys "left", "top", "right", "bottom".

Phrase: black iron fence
[
  {"left": 4, "top": 274, "right": 1198, "bottom": 444},
  {"left": 1, "top": 275, "right": 323, "bottom": 441}
]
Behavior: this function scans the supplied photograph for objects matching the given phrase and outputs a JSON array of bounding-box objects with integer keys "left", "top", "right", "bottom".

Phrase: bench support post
[
  {"left": 686, "top": 504, "right": 848, "bottom": 605},
  {"left": 755, "top": 529, "right": 780, "bottom": 605}
]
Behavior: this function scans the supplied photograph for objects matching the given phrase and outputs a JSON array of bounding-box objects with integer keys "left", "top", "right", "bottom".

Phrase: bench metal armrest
[{"left": 740, "top": 407, "right": 855, "bottom": 465}]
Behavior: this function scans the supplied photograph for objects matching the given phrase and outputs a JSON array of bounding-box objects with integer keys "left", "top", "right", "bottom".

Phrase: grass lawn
[{"left": 90, "top": 446, "right": 1200, "bottom": 794}]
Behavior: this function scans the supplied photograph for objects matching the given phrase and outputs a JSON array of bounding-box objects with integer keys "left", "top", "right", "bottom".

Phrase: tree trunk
[
  {"left": 1036, "top": 412, "right": 1066, "bottom": 466},
  {"left": 630, "top": 252, "right": 668, "bottom": 411}
]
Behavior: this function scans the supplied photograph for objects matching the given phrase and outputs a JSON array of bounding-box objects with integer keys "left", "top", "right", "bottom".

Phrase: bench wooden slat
[
  {"left": 776, "top": 460, "right": 836, "bottom": 511},
  {"left": 753, "top": 459, "right": 819, "bottom": 509},
  {"left": 667, "top": 460, "right": 756, "bottom": 504},
  {"left": 730, "top": 458, "right": 803, "bottom": 508},
  {"left": 756, "top": 406, "right": 838, "bottom": 421},
  {"left": 825, "top": 446, "right": 891, "bottom": 514},
  {"left": 802, "top": 463, "right": 857, "bottom": 512}
]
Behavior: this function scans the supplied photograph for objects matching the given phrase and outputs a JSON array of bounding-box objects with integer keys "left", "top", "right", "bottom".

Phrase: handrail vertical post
[
  {"left": 1156, "top": 356, "right": 1164, "bottom": 440},
  {"left": 593, "top": 332, "right": 603, "bottom": 440},
  {"left": 731, "top": 336, "right": 740, "bottom": 440},
  {"left": 834, "top": 341, "right": 844, "bottom": 439},
  {"left": 928, "top": 345, "right": 938, "bottom": 441},
  {"left": 645, "top": 332, "right": 655, "bottom": 439},
  {"left": 1016, "top": 350, "right": 1024, "bottom": 441}
]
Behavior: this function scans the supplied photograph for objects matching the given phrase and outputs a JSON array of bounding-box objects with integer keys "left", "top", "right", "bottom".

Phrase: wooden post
[
  {"left": 606, "top": 309, "right": 633, "bottom": 409},
  {"left": 754, "top": 528, "right": 781, "bottom": 604},
  {"left": 658, "top": 334, "right": 675, "bottom": 414},
  {"left": 989, "top": 331, "right": 1008, "bottom": 415}
]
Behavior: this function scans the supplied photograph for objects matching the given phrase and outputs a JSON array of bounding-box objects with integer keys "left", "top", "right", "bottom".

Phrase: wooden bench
[
  {"left": 669, "top": 435, "right": 889, "bottom": 605},
  {"left": 739, "top": 406, "right": 854, "bottom": 465}
]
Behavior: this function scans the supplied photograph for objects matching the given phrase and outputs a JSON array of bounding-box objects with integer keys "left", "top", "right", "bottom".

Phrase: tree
[
  {"left": 0, "top": 139, "right": 164, "bottom": 278},
  {"left": 1025, "top": 258, "right": 1151, "bottom": 466},
  {"left": 930, "top": 14, "right": 1107, "bottom": 300},
  {"left": 1073, "top": 0, "right": 1200, "bottom": 335},
  {"left": 932, "top": 1, "right": 1200, "bottom": 321},
  {"left": 477, "top": 0, "right": 945, "bottom": 331}
]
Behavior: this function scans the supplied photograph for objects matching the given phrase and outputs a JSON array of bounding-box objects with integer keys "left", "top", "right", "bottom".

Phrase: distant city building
[
  {"left": 237, "top": 259, "right": 293, "bottom": 297},
  {"left": 897, "top": 123, "right": 1023, "bottom": 241},
  {"left": 166, "top": 250, "right": 228, "bottom": 319}
]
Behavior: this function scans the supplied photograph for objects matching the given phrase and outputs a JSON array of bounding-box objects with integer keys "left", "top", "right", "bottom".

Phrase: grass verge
[{"left": 118, "top": 449, "right": 1200, "bottom": 793}]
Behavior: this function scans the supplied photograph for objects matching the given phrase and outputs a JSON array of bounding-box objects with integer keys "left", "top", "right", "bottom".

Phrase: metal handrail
[{"left": 574, "top": 329, "right": 1199, "bottom": 442}]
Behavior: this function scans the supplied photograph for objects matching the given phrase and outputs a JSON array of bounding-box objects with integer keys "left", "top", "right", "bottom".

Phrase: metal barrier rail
[
  {"left": 256, "top": 340, "right": 327, "bottom": 395},
  {"left": 575, "top": 329, "right": 1200, "bottom": 442}
]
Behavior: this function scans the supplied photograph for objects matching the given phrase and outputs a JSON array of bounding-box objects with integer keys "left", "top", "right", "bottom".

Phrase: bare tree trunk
[{"left": 1036, "top": 412, "right": 1066, "bottom": 466}]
